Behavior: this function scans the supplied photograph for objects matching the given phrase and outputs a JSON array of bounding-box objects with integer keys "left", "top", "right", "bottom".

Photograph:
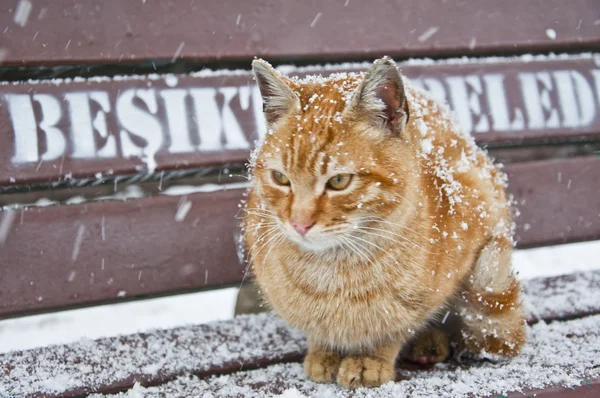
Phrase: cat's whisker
[
  {"left": 332, "top": 236, "right": 351, "bottom": 258},
  {"left": 241, "top": 222, "right": 280, "bottom": 237},
  {"left": 338, "top": 235, "right": 372, "bottom": 264},
  {"left": 345, "top": 232, "right": 387, "bottom": 254},
  {"left": 240, "top": 228, "right": 285, "bottom": 287},
  {"left": 358, "top": 216, "right": 430, "bottom": 242},
  {"left": 241, "top": 213, "right": 280, "bottom": 222},
  {"left": 355, "top": 227, "right": 438, "bottom": 257},
  {"left": 357, "top": 226, "right": 429, "bottom": 252},
  {"left": 333, "top": 235, "right": 357, "bottom": 257},
  {"left": 391, "top": 193, "right": 419, "bottom": 209},
  {"left": 240, "top": 208, "right": 280, "bottom": 220},
  {"left": 245, "top": 226, "right": 281, "bottom": 261},
  {"left": 355, "top": 228, "right": 413, "bottom": 250},
  {"left": 261, "top": 233, "right": 286, "bottom": 270},
  {"left": 251, "top": 227, "right": 286, "bottom": 259},
  {"left": 241, "top": 207, "right": 278, "bottom": 216},
  {"left": 343, "top": 235, "right": 379, "bottom": 268}
]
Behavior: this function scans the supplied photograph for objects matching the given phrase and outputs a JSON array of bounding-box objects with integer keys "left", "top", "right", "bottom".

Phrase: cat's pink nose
[{"left": 290, "top": 219, "right": 315, "bottom": 236}]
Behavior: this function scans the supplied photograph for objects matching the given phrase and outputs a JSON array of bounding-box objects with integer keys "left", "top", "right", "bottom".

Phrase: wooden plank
[
  {"left": 1, "top": 54, "right": 600, "bottom": 187},
  {"left": 0, "top": 187, "right": 247, "bottom": 318},
  {"left": 1, "top": 270, "right": 599, "bottom": 398},
  {"left": 1, "top": 156, "right": 599, "bottom": 318},
  {"left": 507, "top": 156, "right": 600, "bottom": 248},
  {"left": 0, "top": 0, "right": 598, "bottom": 67},
  {"left": 101, "top": 358, "right": 597, "bottom": 397}
]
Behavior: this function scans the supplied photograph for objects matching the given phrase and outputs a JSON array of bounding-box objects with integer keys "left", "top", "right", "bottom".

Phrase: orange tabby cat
[{"left": 243, "top": 57, "right": 525, "bottom": 388}]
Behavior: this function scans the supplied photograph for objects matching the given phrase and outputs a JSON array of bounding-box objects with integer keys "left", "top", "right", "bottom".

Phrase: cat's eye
[
  {"left": 327, "top": 174, "right": 353, "bottom": 190},
  {"left": 271, "top": 170, "right": 290, "bottom": 186}
]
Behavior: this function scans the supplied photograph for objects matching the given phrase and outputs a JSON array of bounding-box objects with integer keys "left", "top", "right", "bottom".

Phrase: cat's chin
[{"left": 286, "top": 233, "right": 341, "bottom": 253}]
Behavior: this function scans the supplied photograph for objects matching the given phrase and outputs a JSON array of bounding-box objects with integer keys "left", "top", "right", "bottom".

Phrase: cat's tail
[{"left": 455, "top": 236, "right": 526, "bottom": 357}]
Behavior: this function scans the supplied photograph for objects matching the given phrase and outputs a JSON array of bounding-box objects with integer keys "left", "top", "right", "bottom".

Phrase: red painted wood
[
  {"left": 507, "top": 156, "right": 600, "bottom": 248},
  {"left": 0, "top": 0, "right": 598, "bottom": 66},
  {"left": 1, "top": 56, "right": 599, "bottom": 186},
  {"left": 507, "top": 379, "right": 600, "bottom": 398},
  {"left": 0, "top": 157, "right": 598, "bottom": 318},
  {"left": 0, "top": 188, "right": 246, "bottom": 318}
]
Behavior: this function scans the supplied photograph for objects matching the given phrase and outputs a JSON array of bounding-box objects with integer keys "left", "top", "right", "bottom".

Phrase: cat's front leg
[
  {"left": 336, "top": 341, "right": 401, "bottom": 388},
  {"left": 303, "top": 342, "right": 341, "bottom": 383}
]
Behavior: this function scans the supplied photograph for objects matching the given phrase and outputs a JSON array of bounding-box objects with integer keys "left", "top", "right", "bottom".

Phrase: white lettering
[
  {"left": 34, "top": 94, "right": 67, "bottom": 161},
  {"left": 4, "top": 94, "right": 39, "bottom": 163},
  {"left": 482, "top": 74, "right": 524, "bottom": 131},
  {"left": 91, "top": 92, "right": 117, "bottom": 158},
  {"left": 420, "top": 78, "right": 448, "bottom": 106},
  {"left": 220, "top": 87, "right": 250, "bottom": 150},
  {"left": 518, "top": 72, "right": 560, "bottom": 129},
  {"left": 65, "top": 91, "right": 116, "bottom": 158},
  {"left": 116, "top": 89, "right": 163, "bottom": 168},
  {"left": 446, "top": 76, "right": 489, "bottom": 133},
  {"left": 592, "top": 70, "right": 600, "bottom": 115},
  {"left": 553, "top": 71, "right": 596, "bottom": 128},
  {"left": 160, "top": 89, "right": 193, "bottom": 153},
  {"left": 189, "top": 86, "right": 250, "bottom": 151},
  {"left": 189, "top": 88, "right": 223, "bottom": 151}
]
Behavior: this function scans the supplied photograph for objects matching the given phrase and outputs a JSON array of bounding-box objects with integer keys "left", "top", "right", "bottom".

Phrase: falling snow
[
  {"left": 13, "top": 0, "right": 32, "bottom": 27},
  {"left": 71, "top": 225, "right": 86, "bottom": 262}
]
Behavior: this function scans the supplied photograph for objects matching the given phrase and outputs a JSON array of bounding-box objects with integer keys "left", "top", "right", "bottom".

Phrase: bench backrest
[{"left": 1, "top": 0, "right": 599, "bottom": 319}]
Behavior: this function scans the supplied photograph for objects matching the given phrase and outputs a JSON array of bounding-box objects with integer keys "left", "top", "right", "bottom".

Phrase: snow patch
[{"left": 94, "top": 315, "right": 600, "bottom": 397}]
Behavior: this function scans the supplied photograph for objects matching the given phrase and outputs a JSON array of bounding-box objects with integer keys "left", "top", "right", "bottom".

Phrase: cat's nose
[{"left": 290, "top": 219, "right": 315, "bottom": 236}]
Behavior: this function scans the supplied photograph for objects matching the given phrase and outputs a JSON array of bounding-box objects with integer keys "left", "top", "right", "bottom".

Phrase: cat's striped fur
[{"left": 243, "top": 57, "right": 525, "bottom": 388}]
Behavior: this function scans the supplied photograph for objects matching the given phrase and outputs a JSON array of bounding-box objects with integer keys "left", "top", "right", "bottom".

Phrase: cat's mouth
[{"left": 283, "top": 222, "right": 355, "bottom": 252}]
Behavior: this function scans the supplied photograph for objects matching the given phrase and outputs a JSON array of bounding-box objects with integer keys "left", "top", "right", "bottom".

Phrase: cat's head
[{"left": 248, "top": 57, "right": 419, "bottom": 252}]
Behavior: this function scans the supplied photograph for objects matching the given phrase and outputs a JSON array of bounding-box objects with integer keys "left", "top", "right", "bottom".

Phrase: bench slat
[
  {"left": 1, "top": 0, "right": 598, "bottom": 67},
  {"left": 0, "top": 187, "right": 246, "bottom": 318},
  {"left": 1, "top": 156, "right": 599, "bottom": 318},
  {"left": 95, "top": 333, "right": 598, "bottom": 398},
  {"left": 1, "top": 54, "right": 599, "bottom": 187},
  {"left": 507, "top": 156, "right": 600, "bottom": 248},
  {"left": 1, "top": 270, "right": 599, "bottom": 397}
]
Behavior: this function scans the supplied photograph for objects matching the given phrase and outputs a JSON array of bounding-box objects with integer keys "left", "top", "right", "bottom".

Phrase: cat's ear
[
  {"left": 349, "top": 56, "right": 410, "bottom": 136},
  {"left": 252, "top": 59, "right": 300, "bottom": 127}
]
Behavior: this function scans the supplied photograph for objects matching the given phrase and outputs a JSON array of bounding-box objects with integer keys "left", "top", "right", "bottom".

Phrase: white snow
[
  {"left": 0, "top": 288, "right": 238, "bottom": 353},
  {"left": 174, "top": 199, "right": 192, "bottom": 222},
  {"left": 418, "top": 26, "right": 440, "bottom": 42},
  {"left": 310, "top": 12, "right": 322, "bottom": 28},
  {"left": 1, "top": 312, "right": 307, "bottom": 396},
  {"left": 91, "top": 315, "right": 600, "bottom": 397},
  {"left": 13, "top": 0, "right": 32, "bottom": 27},
  {"left": 0, "top": 208, "right": 17, "bottom": 245},
  {"left": 70, "top": 224, "right": 86, "bottom": 261},
  {"left": 513, "top": 239, "right": 600, "bottom": 280},
  {"left": 171, "top": 41, "right": 185, "bottom": 63},
  {"left": 275, "top": 388, "right": 309, "bottom": 398},
  {"left": 1, "top": 53, "right": 597, "bottom": 87},
  {"left": 1, "top": 182, "right": 250, "bottom": 211}
]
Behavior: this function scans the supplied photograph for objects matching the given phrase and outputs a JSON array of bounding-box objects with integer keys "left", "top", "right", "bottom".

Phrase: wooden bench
[{"left": 1, "top": 1, "right": 599, "bottom": 396}]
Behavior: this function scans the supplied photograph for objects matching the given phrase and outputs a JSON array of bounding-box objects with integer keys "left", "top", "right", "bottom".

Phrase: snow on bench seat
[
  {"left": 1, "top": 270, "right": 599, "bottom": 397},
  {"left": 0, "top": 313, "right": 305, "bottom": 397},
  {"left": 92, "top": 315, "right": 600, "bottom": 398},
  {"left": 523, "top": 270, "right": 600, "bottom": 323}
]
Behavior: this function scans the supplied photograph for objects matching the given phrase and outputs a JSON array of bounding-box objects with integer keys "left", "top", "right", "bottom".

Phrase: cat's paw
[
  {"left": 336, "top": 356, "right": 395, "bottom": 388},
  {"left": 404, "top": 327, "right": 450, "bottom": 365},
  {"left": 303, "top": 351, "right": 341, "bottom": 383}
]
